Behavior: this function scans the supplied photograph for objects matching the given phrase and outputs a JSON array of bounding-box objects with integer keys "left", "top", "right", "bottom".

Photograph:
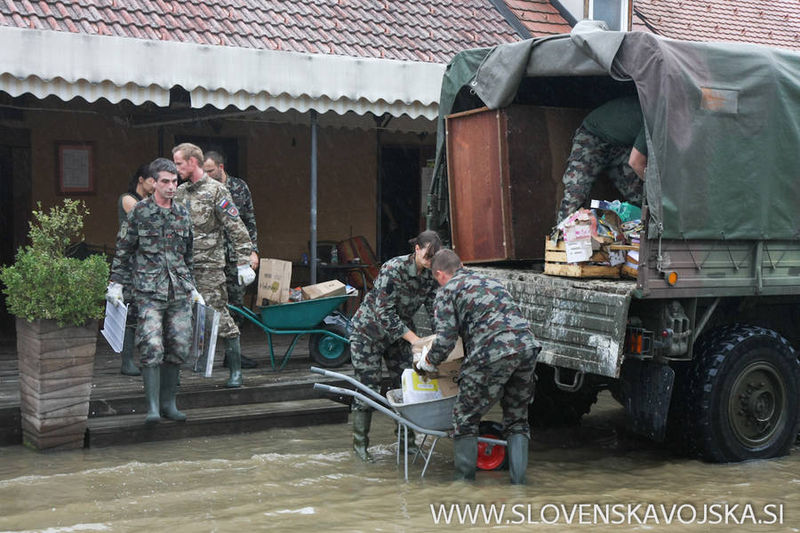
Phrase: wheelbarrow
[
  {"left": 228, "top": 294, "right": 353, "bottom": 371},
  {"left": 311, "top": 367, "right": 507, "bottom": 481}
]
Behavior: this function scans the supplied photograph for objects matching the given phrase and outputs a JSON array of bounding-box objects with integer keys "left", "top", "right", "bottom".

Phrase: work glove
[
  {"left": 237, "top": 264, "right": 256, "bottom": 286},
  {"left": 413, "top": 356, "right": 438, "bottom": 381},
  {"left": 105, "top": 282, "right": 124, "bottom": 307},
  {"left": 190, "top": 288, "right": 205, "bottom": 306}
]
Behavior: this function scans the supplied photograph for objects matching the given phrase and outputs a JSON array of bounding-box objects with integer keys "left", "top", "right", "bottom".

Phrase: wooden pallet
[{"left": 544, "top": 238, "right": 621, "bottom": 279}]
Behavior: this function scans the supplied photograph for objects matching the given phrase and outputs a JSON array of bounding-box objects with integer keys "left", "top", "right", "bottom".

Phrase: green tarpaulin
[{"left": 429, "top": 21, "right": 800, "bottom": 241}]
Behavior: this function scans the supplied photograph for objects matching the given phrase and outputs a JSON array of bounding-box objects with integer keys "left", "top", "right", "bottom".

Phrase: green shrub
[{"left": 1, "top": 199, "right": 109, "bottom": 326}]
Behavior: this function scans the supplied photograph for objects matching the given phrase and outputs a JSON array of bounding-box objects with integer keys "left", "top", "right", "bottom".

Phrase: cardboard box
[
  {"left": 301, "top": 279, "right": 346, "bottom": 300},
  {"left": 412, "top": 335, "right": 464, "bottom": 397},
  {"left": 257, "top": 258, "right": 292, "bottom": 305}
]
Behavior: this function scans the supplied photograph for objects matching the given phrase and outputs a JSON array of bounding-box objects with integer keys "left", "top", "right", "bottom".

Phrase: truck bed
[{"left": 475, "top": 267, "right": 636, "bottom": 378}]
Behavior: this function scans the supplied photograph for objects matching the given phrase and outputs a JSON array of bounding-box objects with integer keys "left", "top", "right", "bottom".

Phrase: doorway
[
  {"left": 174, "top": 135, "right": 241, "bottom": 178},
  {"left": 379, "top": 146, "right": 422, "bottom": 262}
]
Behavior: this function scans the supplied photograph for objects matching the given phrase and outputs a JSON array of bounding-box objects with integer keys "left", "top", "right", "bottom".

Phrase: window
[{"left": 588, "top": 0, "right": 630, "bottom": 31}]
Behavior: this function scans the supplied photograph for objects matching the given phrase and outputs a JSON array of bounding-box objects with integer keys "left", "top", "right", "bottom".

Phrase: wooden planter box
[{"left": 16, "top": 318, "right": 98, "bottom": 451}]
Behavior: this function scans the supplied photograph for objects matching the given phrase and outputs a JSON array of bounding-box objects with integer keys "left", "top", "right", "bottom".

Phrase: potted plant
[{"left": 1, "top": 199, "right": 108, "bottom": 450}]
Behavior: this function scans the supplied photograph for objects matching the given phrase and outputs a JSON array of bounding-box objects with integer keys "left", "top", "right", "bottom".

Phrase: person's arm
[
  {"left": 237, "top": 181, "right": 260, "bottom": 269},
  {"left": 216, "top": 189, "right": 252, "bottom": 267},
  {"left": 110, "top": 207, "right": 138, "bottom": 288},
  {"left": 425, "top": 290, "right": 458, "bottom": 366},
  {"left": 121, "top": 194, "right": 138, "bottom": 214},
  {"left": 629, "top": 147, "right": 647, "bottom": 179},
  {"left": 372, "top": 264, "right": 413, "bottom": 342}
]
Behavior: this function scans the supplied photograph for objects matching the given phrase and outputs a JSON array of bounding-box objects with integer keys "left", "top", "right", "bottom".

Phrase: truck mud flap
[{"left": 620, "top": 359, "right": 675, "bottom": 442}]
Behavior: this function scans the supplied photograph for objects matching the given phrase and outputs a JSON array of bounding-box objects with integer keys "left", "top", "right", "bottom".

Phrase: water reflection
[{"left": 1, "top": 393, "right": 797, "bottom": 532}]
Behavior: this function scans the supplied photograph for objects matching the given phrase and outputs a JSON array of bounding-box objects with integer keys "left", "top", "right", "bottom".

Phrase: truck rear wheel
[
  {"left": 528, "top": 365, "right": 598, "bottom": 427},
  {"left": 688, "top": 325, "right": 800, "bottom": 462}
]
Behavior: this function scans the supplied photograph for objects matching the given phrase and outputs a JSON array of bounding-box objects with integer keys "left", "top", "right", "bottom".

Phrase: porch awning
[{"left": 0, "top": 26, "right": 445, "bottom": 121}]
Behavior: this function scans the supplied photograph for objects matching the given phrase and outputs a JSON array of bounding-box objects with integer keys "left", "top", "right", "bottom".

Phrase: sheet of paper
[
  {"left": 565, "top": 238, "right": 593, "bottom": 263},
  {"left": 101, "top": 300, "right": 128, "bottom": 353}
]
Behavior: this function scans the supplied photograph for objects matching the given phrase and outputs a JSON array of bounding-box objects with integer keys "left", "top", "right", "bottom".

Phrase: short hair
[
  {"left": 127, "top": 163, "right": 152, "bottom": 194},
  {"left": 149, "top": 157, "right": 178, "bottom": 178},
  {"left": 205, "top": 150, "right": 225, "bottom": 166},
  {"left": 431, "top": 249, "right": 461, "bottom": 275},
  {"left": 409, "top": 230, "right": 442, "bottom": 258},
  {"left": 172, "top": 143, "right": 204, "bottom": 164}
]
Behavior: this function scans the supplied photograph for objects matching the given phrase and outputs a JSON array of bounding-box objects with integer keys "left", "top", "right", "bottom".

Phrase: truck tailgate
[{"left": 475, "top": 267, "right": 636, "bottom": 378}]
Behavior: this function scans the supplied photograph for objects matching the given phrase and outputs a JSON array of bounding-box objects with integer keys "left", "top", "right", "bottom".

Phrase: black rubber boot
[
  {"left": 507, "top": 434, "right": 529, "bottom": 485},
  {"left": 453, "top": 436, "right": 478, "bottom": 481},
  {"left": 141, "top": 365, "right": 161, "bottom": 424},
  {"left": 224, "top": 336, "right": 243, "bottom": 388},
  {"left": 352, "top": 410, "right": 375, "bottom": 462},
  {"left": 120, "top": 327, "right": 141, "bottom": 376},
  {"left": 159, "top": 363, "right": 187, "bottom": 421}
]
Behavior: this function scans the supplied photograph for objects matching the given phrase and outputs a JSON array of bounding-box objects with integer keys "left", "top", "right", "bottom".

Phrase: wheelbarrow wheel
[
  {"left": 309, "top": 324, "right": 351, "bottom": 368},
  {"left": 477, "top": 421, "right": 507, "bottom": 471}
]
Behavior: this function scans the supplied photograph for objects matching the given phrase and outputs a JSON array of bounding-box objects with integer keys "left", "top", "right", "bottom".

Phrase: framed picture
[{"left": 57, "top": 142, "right": 94, "bottom": 194}]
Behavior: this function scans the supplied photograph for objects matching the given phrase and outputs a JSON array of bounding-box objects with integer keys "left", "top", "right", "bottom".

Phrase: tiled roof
[
  {"left": 0, "top": 0, "right": 526, "bottom": 64},
  {"left": 633, "top": 0, "right": 800, "bottom": 51},
  {"left": 504, "top": 0, "right": 572, "bottom": 36}
]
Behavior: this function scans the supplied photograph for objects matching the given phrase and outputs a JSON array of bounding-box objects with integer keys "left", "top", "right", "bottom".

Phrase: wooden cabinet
[{"left": 445, "top": 105, "right": 586, "bottom": 262}]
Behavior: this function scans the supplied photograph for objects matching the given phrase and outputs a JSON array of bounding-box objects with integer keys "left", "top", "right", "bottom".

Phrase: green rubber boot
[
  {"left": 224, "top": 336, "right": 243, "bottom": 388},
  {"left": 507, "top": 433, "right": 529, "bottom": 485},
  {"left": 120, "top": 327, "right": 141, "bottom": 376},
  {"left": 141, "top": 365, "right": 161, "bottom": 424},
  {"left": 159, "top": 363, "right": 187, "bottom": 421},
  {"left": 453, "top": 436, "right": 478, "bottom": 481},
  {"left": 352, "top": 410, "right": 375, "bottom": 462}
]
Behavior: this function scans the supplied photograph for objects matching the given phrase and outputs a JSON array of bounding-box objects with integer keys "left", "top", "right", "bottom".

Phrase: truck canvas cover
[{"left": 430, "top": 21, "right": 800, "bottom": 242}]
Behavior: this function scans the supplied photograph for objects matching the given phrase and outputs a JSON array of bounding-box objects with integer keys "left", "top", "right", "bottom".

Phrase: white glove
[
  {"left": 105, "top": 282, "right": 124, "bottom": 307},
  {"left": 237, "top": 264, "right": 256, "bottom": 286},
  {"left": 190, "top": 288, "right": 205, "bottom": 306}
]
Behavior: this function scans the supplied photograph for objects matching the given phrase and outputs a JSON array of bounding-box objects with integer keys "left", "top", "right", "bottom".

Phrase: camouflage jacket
[
  {"left": 426, "top": 268, "right": 540, "bottom": 368},
  {"left": 175, "top": 174, "right": 251, "bottom": 269},
  {"left": 223, "top": 175, "right": 258, "bottom": 261},
  {"left": 110, "top": 196, "right": 195, "bottom": 300},
  {"left": 352, "top": 253, "right": 438, "bottom": 343}
]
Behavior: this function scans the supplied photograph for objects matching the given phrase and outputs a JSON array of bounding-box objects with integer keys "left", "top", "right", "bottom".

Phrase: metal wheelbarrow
[
  {"left": 311, "top": 367, "right": 507, "bottom": 481},
  {"left": 228, "top": 294, "right": 353, "bottom": 370}
]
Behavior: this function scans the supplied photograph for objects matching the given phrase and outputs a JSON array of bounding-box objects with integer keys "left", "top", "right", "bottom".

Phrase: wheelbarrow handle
[{"left": 310, "top": 366, "right": 390, "bottom": 407}]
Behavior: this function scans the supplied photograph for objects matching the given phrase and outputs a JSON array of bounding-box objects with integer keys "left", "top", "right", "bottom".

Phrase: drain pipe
[{"left": 310, "top": 110, "right": 318, "bottom": 284}]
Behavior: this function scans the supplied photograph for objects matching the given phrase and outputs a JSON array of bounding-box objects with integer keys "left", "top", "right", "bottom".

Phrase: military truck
[{"left": 427, "top": 21, "right": 800, "bottom": 462}]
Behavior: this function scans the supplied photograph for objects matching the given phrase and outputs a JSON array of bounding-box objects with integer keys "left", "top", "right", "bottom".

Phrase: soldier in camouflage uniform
[
  {"left": 108, "top": 158, "right": 204, "bottom": 424},
  {"left": 173, "top": 143, "right": 256, "bottom": 389},
  {"left": 556, "top": 96, "right": 648, "bottom": 224},
  {"left": 203, "top": 151, "right": 260, "bottom": 369},
  {"left": 349, "top": 230, "right": 442, "bottom": 462},
  {"left": 417, "top": 249, "right": 540, "bottom": 484}
]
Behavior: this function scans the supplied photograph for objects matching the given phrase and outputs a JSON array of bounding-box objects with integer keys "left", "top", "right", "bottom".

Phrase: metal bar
[
  {"left": 310, "top": 110, "right": 318, "bottom": 285},
  {"left": 310, "top": 366, "right": 391, "bottom": 407},
  {"left": 692, "top": 297, "right": 720, "bottom": 345},
  {"left": 278, "top": 335, "right": 302, "bottom": 370}
]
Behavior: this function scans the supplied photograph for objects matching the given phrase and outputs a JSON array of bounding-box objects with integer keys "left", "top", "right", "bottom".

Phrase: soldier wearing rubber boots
[
  {"left": 173, "top": 143, "right": 257, "bottom": 388},
  {"left": 556, "top": 95, "right": 648, "bottom": 224},
  {"left": 107, "top": 158, "right": 205, "bottom": 424},
  {"left": 349, "top": 230, "right": 442, "bottom": 462},
  {"left": 417, "top": 249, "right": 540, "bottom": 484},
  {"left": 203, "top": 151, "right": 260, "bottom": 369}
]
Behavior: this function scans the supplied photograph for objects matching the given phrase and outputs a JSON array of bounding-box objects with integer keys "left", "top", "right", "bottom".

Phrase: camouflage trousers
[
  {"left": 134, "top": 291, "right": 192, "bottom": 367},
  {"left": 452, "top": 349, "right": 537, "bottom": 438},
  {"left": 224, "top": 258, "right": 246, "bottom": 308},
  {"left": 195, "top": 266, "right": 239, "bottom": 339},
  {"left": 556, "top": 125, "right": 644, "bottom": 223},
  {"left": 350, "top": 333, "right": 412, "bottom": 412}
]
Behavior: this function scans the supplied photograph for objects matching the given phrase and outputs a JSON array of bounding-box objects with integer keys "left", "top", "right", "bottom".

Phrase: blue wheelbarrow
[{"left": 228, "top": 294, "right": 353, "bottom": 370}]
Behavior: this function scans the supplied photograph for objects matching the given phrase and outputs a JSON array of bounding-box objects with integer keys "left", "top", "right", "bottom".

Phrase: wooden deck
[{"left": 0, "top": 323, "right": 355, "bottom": 448}]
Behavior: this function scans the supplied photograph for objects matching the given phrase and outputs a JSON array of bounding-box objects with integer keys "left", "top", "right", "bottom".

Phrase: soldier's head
[
  {"left": 172, "top": 143, "right": 204, "bottom": 183},
  {"left": 431, "top": 249, "right": 461, "bottom": 286},
  {"left": 149, "top": 157, "right": 179, "bottom": 204},
  {"left": 410, "top": 230, "right": 442, "bottom": 270},
  {"left": 128, "top": 163, "right": 155, "bottom": 197},
  {"left": 203, "top": 151, "right": 227, "bottom": 183}
]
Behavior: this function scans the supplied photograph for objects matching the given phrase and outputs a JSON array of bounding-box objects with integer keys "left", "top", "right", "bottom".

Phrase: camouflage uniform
[
  {"left": 350, "top": 253, "right": 439, "bottom": 411},
  {"left": 222, "top": 175, "right": 258, "bottom": 308},
  {"left": 110, "top": 196, "right": 195, "bottom": 367},
  {"left": 557, "top": 96, "right": 647, "bottom": 222},
  {"left": 426, "top": 267, "right": 540, "bottom": 438},
  {"left": 116, "top": 192, "right": 141, "bottom": 327},
  {"left": 175, "top": 174, "right": 252, "bottom": 339}
]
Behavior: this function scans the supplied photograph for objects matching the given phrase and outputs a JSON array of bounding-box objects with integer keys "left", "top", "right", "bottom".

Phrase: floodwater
[{"left": 1, "top": 393, "right": 798, "bottom": 533}]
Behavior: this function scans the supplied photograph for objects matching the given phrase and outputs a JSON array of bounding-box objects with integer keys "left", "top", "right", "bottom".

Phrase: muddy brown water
[{"left": 1, "top": 393, "right": 798, "bottom": 532}]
